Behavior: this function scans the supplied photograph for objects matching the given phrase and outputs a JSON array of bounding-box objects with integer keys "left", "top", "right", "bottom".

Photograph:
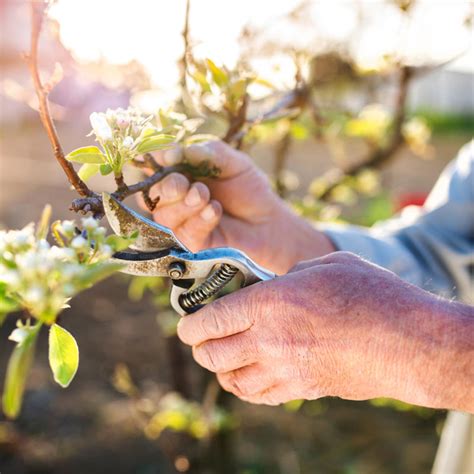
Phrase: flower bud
[
  {"left": 60, "top": 220, "right": 76, "bottom": 236},
  {"left": 24, "top": 285, "right": 45, "bottom": 305},
  {"left": 81, "top": 216, "right": 98, "bottom": 231},
  {"left": 100, "top": 244, "right": 113, "bottom": 258},
  {"left": 116, "top": 116, "right": 130, "bottom": 129},
  {"left": 90, "top": 112, "right": 113, "bottom": 142},
  {"left": 122, "top": 136, "right": 134, "bottom": 149},
  {"left": 71, "top": 235, "right": 88, "bottom": 250}
]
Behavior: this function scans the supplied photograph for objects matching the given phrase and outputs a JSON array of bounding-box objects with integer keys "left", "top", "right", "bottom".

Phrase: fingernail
[
  {"left": 186, "top": 142, "right": 215, "bottom": 160},
  {"left": 185, "top": 186, "right": 201, "bottom": 206},
  {"left": 201, "top": 205, "right": 215, "bottom": 221},
  {"left": 163, "top": 177, "right": 179, "bottom": 199},
  {"left": 163, "top": 147, "right": 182, "bottom": 166}
]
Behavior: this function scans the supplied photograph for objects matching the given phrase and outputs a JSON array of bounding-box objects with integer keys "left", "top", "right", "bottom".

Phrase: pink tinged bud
[{"left": 116, "top": 116, "right": 130, "bottom": 129}]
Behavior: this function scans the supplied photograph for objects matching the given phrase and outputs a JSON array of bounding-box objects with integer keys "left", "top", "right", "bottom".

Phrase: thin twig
[
  {"left": 222, "top": 94, "right": 249, "bottom": 147},
  {"left": 274, "top": 129, "right": 293, "bottom": 198},
  {"left": 27, "top": 0, "right": 92, "bottom": 197},
  {"left": 70, "top": 161, "right": 219, "bottom": 217},
  {"left": 179, "top": 0, "right": 191, "bottom": 93}
]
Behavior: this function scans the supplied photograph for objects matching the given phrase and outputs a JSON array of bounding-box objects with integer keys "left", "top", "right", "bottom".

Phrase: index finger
[
  {"left": 184, "top": 141, "right": 253, "bottom": 179},
  {"left": 177, "top": 296, "right": 254, "bottom": 346}
]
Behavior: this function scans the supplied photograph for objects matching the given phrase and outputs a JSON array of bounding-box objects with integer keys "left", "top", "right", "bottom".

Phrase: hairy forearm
[{"left": 389, "top": 293, "right": 474, "bottom": 412}]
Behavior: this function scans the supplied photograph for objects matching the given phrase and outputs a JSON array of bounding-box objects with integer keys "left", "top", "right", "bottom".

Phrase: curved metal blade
[{"left": 102, "top": 192, "right": 189, "bottom": 252}]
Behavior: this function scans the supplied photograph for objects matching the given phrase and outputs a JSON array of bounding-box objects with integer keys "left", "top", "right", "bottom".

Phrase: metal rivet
[{"left": 168, "top": 262, "right": 186, "bottom": 279}]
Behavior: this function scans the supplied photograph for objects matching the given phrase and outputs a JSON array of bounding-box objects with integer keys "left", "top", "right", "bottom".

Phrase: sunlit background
[{"left": 47, "top": 0, "right": 474, "bottom": 107}]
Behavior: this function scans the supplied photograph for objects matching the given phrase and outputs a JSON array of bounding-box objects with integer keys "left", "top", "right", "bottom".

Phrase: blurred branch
[
  {"left": 179, "top": 0, "right": 191, "bottom": 92},
  {"left": 274, "top": 129, "right": 293, "bottom": 198},
  {"left": 27, "top": 0, "right": 92, "bottom": 198},
  {"left": 318, "top": 66, "right": 413, "bottom": 200},
  {"left": 222, "top": 94, "right": 249, "bottom": 148},
  {"left": 230, "top": 87, "right": 306, "bottom": 145}
]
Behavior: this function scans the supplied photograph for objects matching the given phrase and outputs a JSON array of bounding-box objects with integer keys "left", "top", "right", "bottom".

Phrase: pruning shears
[{"left": 102, "top": 193, "right": 275, "bottom": 316}]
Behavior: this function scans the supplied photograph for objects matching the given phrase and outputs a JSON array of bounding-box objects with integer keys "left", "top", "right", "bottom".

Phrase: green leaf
[
  {"left": 205, "top": 59, "right": 229, "bottom": 88},
  {"left": 253, "top": 77, "right": 275, "bottom": 89},
  {"left": 78, "top": 163, "right": 100, "bottom": 181},
  {"left": 106, "top": 229, "right": 139, "bottom": 252},
  {"left": 290, "top": 121, "right": 310, "bottom": 140},
  {"left": 228, "top": 79, "right": 248, "bottom": 104},
  {"left": 100, "top": 163, "right": 113, "bottom": 176},
  {"left": 48, "top": 324, "right": 79, "bottom": 388},
  {"left": 158, "top": 109, "right": 172, "bottom": 128},
  {"left": 66, "top": 146, "right": 106, "bottom": 164},
  {"left": 74, "top": 261, "right": 124, "bottom": 288},
  {"left": 2, "top": 323, "right": 41, "bottom": 419},
  {"left": 189, "top": 70, "right": 212, "bottom": 93},
  {"left": 136, "top": 135, "right": 176, "bottom": 154},
  {"left": 36, "top": 204, "right": 52, "bottom": 240},
  {"left": 0, "top": 283, "right": 20, "bottom": 318}
]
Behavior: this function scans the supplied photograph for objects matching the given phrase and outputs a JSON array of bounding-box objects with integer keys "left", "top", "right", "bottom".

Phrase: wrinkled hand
[
  {"left": 177, "top": 252, "right": 464, "bottom": 408},
  {"left": 140, "top": 141, "right": 334, "bottom": 274}
]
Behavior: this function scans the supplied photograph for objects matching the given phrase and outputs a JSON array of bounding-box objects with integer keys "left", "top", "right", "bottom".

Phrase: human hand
[
  {"left": 140, "top": 141, "right": 334, "bottom": 274},
  {"left": 177, "top": 252, "right": 473, "bottom": 410}
]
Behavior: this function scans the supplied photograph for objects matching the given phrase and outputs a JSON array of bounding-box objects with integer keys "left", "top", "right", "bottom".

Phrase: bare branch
[
  {"left": 179, "top": 0, "right": 191, "bottom": 92},
  {"left": 27, "top": 0, "right": 92, "bottom": 198},
  {"left": 70, "top": 161, "right": 219, "bottom": 217}
]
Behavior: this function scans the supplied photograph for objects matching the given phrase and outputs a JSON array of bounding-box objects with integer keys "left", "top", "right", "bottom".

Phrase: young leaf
[
  {"left": 253, "top": 77, "right": 276, "bottom": 89},
  {"left": 78, "top": 163, "right": 100, "bottom": 181},
  {"left": 205, "top": 59, "right": 229, "bottom": 88},
  {"left": 36, "top": 204, "right": 52, "bottom": 240},
  {"left": 48, "top": 324, "right": 79, "bottom": 388},
  {"left": 106, "top": 229, "right": 139, "bottom": 252},
  {"left": 66, "top": 146, "right": 106, "bottom": 164},
  {"left": 100, "top": 163, "right": 113, "bottom": 176},
  {"left": 74, "top": 261, "right": 125, "bottom": 288},
  {"left": 0, "top": 283, "right": 20, "bottom": 320},
  {"left": 2, "top": 323, "right": 41, "bottom": 419},
  {"left": 228, "top": 79, "right": 248, "bottom": 103},
  {"left": 158, "top": 109, "right": 172, "bottom": 128},
  {"left": 189, "top": 70, "right": 212, "bottom": 93},
  {"left": 136, "top": 135, "right": 176, "bottom": 154}
]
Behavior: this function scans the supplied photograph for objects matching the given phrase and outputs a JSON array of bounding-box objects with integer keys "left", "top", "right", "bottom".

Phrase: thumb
[{"left": 184, "top": 141, "right": 253, "bottom": 179}]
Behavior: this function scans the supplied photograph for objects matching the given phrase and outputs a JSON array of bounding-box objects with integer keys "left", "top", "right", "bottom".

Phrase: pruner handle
[{"left": 169, "top": 248, "right": 275, "bottom": 316}]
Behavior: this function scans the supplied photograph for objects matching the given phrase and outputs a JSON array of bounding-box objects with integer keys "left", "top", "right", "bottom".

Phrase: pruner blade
[{"left": 102, "top": 192, "right": 189, "bottom": 252}]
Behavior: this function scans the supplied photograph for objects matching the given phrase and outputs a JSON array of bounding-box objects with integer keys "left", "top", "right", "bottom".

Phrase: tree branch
[
  {"left": 317, "top": 66, "right": 413, "bottom": 200},
  {"left": 70, "top": 162, "right": 219, "bottom": 217},
  {"left": 27, "top": 0, "right": 92, "bottom": 198},
  {"left": 179, "top": 0, "right": 191, "bottom": 93}
]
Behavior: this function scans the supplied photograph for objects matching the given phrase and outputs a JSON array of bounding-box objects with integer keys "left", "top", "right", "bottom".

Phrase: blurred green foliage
[{"left": 414, "top": 110, "right": 474, "bottom": 135}]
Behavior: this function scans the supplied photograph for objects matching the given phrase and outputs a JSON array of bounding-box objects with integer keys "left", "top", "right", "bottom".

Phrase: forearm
[{"left": 386, "top": 293, "right": 474, "bottom": 412}]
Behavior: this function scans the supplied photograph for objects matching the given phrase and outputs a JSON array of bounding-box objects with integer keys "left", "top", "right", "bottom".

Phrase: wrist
[
  {"left": 273, "top": 204, "right": 335, "bottom": 273},
  {"left": 377, "top": 289, "right": 474, "bottom": 411}
]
